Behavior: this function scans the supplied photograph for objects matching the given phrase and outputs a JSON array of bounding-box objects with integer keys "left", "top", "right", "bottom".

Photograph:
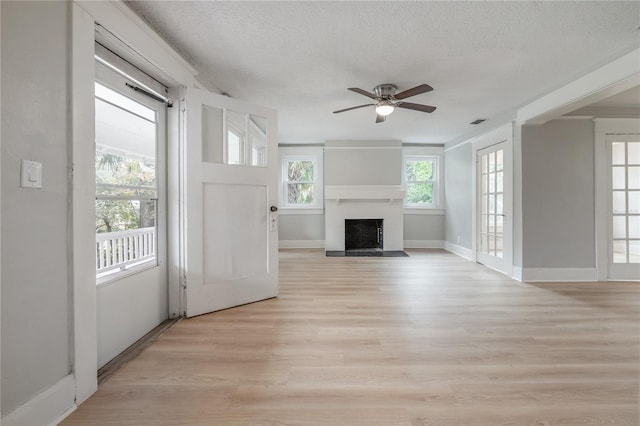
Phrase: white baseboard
[
  {"left": 2, "top": 374, "right": 76, "bottom": 426},
  {"left": 444, "top": 241, "right": 474, "bottom": 260},
  {"left": 512, "top": 266, "right": 523, "bottom": 282},
  {"left": 403, "top": 240, "right": 444, "bottom": 249},
  {"left": 279, "top": 240, "right": 325, "bottom": 249},
  {"left": 521, "top": 267, "right": 598, "bottom": 282}
]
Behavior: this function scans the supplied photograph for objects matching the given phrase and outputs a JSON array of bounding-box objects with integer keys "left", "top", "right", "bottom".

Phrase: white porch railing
[{"left": 96, "top": 227, "right": 156, "bottom": 274}]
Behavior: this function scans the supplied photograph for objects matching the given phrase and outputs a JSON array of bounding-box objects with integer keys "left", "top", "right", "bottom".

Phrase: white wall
[
  {"left": 279, "top": 214, "right": 325, "bottom": 241},
  {"left": 97, "top": 269, "right": 168, "bottom": 368},
  {"left": 521, "top": 119, "right": 596, "bottom": 268},
  {"left": 444, "top": 143, "right": 473, "bottom": 249},
  {"left": 279, "top": 142, "right": 447, "bottom": 248},
  {"left": 1, "top": 0, "right": 71, "bottom": 415},
  {"left": 323, "top": 141, "right": 405, "bottom": 251},
  {"left": 404, "top": 214, "right": 445, "bottom": 244},
  {"left": 324, "top": 140, "right": 402, "bottom": 185}
]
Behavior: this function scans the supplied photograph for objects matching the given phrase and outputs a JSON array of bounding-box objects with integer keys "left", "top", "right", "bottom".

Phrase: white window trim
[
  {"left": 279, "top": 146, "right": 324, "bottom": 212},
  {"left": 402, "top": 146, "right": 444, "bottom": 212}
]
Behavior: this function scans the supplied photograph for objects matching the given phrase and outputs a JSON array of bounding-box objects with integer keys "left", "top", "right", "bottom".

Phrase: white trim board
[
  {"left": 279, "top": 208, "right": 324, "bottom": 216},
  {"left": 323, "top": 146, "right": 402, "bottom": 150},
  {"left": 512, "top": 266, "right": 523, "bottom": 282},
  {"left": 1, "top": 375, "right": 76, "bottom": 426},
  {"left": 1, "top": 2, "right": 3, "bottom": 416},
  {"left": 71, "top": 2, "right": 98, "bottom": 407},
  {"left": 403, "top": 209, "right": 445, "bottom": 215},
  {"left": 279, "top": 240, "right": 325, "bottom": 249},
  {"left": 517, "top": 48, "right": 640, "bottom": 125},
  {"left": 404, "top": 240, "right": 444, "bottom": 249},
  {"left": 520, "top": 267, "right": 598, "bottom": 282},
  {"left": 444, "top": 48, "right": 639, "bottom": 151},
  {"left": 444, "top": 242, "right": 474, "bottom": 261},
  {"left": 76, "top": 1, "right": 196, "bottom": 86}
]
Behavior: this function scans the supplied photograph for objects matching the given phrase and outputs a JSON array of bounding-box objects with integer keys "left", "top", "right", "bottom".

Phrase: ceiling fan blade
[
  {"left": 375, "top": 114, "right": 386, "bottom": 123},
  {"left": 333, "top": 104, "right": 374, "bottom": 114},
  {"left": 396, "top": 102, "right": 437, "bottom": 113},
  {"left": 394, "top": 84, "right": 433, "bottom": 100},
  {"left": 348, "top": 87, "right": 378, "bottom": 99}
]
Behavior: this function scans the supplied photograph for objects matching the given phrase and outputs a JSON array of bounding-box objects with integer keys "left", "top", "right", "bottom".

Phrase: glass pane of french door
[{"left": 479, "top": 148, "right": 504, "bottom": 258}]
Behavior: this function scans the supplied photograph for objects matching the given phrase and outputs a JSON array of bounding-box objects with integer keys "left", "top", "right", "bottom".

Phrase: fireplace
[
  {"left": 324, "top": 185, "right": 405, "bottom": 251},
  {"left": 345, "top": 219, "right": 383, "bottom": 252}
]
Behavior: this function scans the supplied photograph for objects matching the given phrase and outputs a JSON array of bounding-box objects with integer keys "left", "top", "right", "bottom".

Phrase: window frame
[
  {"left": 95, "top": 59, "right": 167, "bottom": 285},
  {"left": 279, "top": 146, "right": 324, "bottom": 213},
  {"left": 402, "top": 147, "right": 444, "bottom": 213}
]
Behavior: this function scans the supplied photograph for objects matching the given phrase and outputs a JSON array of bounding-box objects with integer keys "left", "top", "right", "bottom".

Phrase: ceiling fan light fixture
[{"left": 375, "top": 102, "right": 395, "bottom": 116}]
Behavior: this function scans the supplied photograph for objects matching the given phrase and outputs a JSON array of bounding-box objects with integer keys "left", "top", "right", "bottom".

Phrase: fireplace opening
[{"left": 345, "top": 219, "right": 383, "bottom": 252}]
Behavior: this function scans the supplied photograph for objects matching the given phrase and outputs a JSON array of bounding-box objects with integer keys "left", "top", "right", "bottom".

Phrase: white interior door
[
  {"left": 185, "top": 89, "right": 278, "bottom": 317},
  {"left": 607, "top": 136, "right": 640, "bottom": 280},
  {"left": 476, "top": 141, "right": 512, "bottom": 273}
]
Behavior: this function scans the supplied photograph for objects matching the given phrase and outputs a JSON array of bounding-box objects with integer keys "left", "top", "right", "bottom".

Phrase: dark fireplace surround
[{"left": 345, "top": 219, "right": 383, "bottom": 252}]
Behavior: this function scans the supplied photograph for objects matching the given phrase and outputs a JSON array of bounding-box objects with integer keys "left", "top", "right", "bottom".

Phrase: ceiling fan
[{"left": 333, "top": 83, "right": 436, "bottom": 123}]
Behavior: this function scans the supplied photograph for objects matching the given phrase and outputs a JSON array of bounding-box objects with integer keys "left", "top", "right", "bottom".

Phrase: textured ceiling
[{"left": 127, "top": 1, "right": 640, "bottom": 144}]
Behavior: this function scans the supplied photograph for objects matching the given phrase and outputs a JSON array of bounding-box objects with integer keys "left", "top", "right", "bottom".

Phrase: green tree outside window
[{"left": 406, "top": 159, "right": 435, "bottom": 205}]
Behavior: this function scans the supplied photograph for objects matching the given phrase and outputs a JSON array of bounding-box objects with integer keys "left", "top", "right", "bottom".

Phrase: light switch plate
[{"left": 21, "top": 160, "right": 42, "bottom": 188}]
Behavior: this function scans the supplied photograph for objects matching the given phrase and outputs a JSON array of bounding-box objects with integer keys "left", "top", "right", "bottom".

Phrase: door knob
[{"left": 270, "top": 206, "right": 278, "bottom": 212}]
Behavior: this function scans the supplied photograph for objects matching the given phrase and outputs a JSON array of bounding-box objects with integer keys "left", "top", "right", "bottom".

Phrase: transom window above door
[{"left": 202, "top": 106, "right": 267, "bottom": 167}]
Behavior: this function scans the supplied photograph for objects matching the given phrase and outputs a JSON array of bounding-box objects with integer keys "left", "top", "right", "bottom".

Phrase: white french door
[
  {"left": 476, "top": 141, "right": 512, "bottom": 273},
  {"left": 607, "top": 136, "right": 640, "bottom": 280},
  {"left": 184, "top": 89, "right": 278, "bottom": 317}
]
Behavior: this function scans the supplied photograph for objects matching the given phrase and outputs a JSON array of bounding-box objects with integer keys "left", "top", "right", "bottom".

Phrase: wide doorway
[{"left": 94, "top": 45, "right": 168, "bottom": 367}]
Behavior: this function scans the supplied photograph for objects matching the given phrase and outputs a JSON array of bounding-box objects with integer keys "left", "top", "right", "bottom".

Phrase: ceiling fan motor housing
[{"left": 374, "top": 84, "right": 398, "bottom": 99}]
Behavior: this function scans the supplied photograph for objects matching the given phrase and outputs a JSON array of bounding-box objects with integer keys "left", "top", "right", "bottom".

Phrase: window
[
  {"left": 279, "top": 147, "right": 324, "bottom": 211},
  {"left": 95, "top": 79, "right": 163, "bottom": 281},
  {"left": 285, "top": 159, "right": 315, "bottom": 204},
  {"left": 404, "top": 157, "right": 437, "bottom": 206},
  {"left": 403, "top": 155, "right": 440, "bottom": 208}
]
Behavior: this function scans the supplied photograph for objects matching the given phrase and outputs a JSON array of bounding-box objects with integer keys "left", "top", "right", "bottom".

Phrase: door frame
[
  {"left": 471, "top": 123, "right": 514, "bottom": 276},
  {"left": 72, "top": 0, "right": 197, "bottom": 406},
  {"left": 594, "top": 118, "right": 640, "bottom": 281}
]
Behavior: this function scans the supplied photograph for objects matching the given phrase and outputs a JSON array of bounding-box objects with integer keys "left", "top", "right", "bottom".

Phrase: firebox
[{"left": 345, "top": 219, "right": 383, "bottom": 252}]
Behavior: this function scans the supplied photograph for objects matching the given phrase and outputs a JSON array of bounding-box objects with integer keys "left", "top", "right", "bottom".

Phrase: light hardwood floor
[{"left": 63, "top": 249, "right": 639, "bottom": 425}]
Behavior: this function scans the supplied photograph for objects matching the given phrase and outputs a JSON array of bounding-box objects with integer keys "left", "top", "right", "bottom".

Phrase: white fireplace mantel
[{"left": 325, "top": 185, "right": 406, "bottom": 205}]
